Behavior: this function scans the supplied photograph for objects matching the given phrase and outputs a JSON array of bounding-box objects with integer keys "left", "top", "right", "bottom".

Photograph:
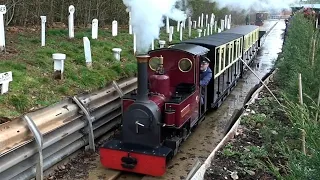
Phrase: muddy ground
[
  {"left": 204, "top": 79, "right": 289, "bottom": 180},
  {"left": 0, "top": 117, "right": 11, "bottom": 124},
  {"left": 44, "top": 130, "right": 121, "bottom": 180}
]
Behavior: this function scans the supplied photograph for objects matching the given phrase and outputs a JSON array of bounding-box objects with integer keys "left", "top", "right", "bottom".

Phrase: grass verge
[{"left": 0, "top": 25, "right": 200, "bottom": 118}]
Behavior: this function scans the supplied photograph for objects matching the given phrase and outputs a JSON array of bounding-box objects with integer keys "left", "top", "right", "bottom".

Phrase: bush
[
  {"left": 276, "top": 13, "right": 320, "bottom": 105},
  {"left": 274, "top": 13, "right": 320, "bottom": 179}
]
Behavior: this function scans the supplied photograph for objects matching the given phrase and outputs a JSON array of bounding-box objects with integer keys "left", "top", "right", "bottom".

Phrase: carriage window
[
  {"left": 221, "top": 48, "right": 225, "bottom": 71},
  {"left": 178, "top": 58, "right": 192, "bottom": 72},
  {"left": 253, "top": 32, "right": 255, "bottom": 42},
  {"left": 230, "top": 42, "right": 233, "bottom": 64},
  {"left": 244, "top": 37, "right": 247, "bottom": 50},
  {"left": 252, "top": 33, "right": 254, "bottom": 43},
  {"left": 254, "top": 31, "right": 258, "bottom": 41},
  {"left": 225, "top": 45, "right": 229, "bottom": 67},
  {"left": 149, "top": 57, "right": 161, "bottom": 71},
  {"left": 239, "top": 39, "right": 242, "bottom": 55},
  {"left": 234, "top": 43, "right": 236, "bottom": 59},
  {"left": 215, "top": 48, "right": 220, "bottom": 74}
]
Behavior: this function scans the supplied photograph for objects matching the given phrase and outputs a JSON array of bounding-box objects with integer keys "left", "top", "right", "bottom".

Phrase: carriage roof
[
  {"left": 222, "top": 25, "right": 259, "bottom": 35},
  {"left": 149, "top": 43, "right": 209, "bottom": 56},
  {"left": 179, "top": 33, "right": 243, "bottom": 48}
]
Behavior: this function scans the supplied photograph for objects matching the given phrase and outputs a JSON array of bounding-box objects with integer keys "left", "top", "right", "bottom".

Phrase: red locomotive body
[{"left": 100, "top": 44, "right": 208, "bottom": 176}]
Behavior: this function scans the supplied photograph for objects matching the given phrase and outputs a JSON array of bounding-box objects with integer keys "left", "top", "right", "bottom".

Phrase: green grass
[{"left": 0, "top": 26, "right": 202, "bottom": 118}]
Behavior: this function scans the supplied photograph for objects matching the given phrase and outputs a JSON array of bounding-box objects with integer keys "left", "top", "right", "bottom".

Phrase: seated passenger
[{"left": 200, "top": 57, "right": 212, "bottom": 105}]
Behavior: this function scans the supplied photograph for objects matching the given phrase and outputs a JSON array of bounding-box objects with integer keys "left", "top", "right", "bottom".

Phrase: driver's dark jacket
[{"left": 200, "top": 67, "right": 212, "bottom": 86}]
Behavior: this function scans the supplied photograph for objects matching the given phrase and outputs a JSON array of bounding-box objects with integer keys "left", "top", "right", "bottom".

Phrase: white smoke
[
  {"left": 209, "top": 0, "right": 298, "bottom": 11},
  {"left": 123, "top": 0, "right": 187, "bottom": 54}
]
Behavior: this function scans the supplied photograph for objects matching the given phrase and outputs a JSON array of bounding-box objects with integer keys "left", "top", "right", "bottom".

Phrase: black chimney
[{"left": 135, "top": 54, "right": 150, "bottom": 102}]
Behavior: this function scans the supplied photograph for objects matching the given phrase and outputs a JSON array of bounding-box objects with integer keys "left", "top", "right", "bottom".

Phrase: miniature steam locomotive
[
  {"left": 255, "top": 12, "right": 269, "bottom": 26},
  {"left": 100, "top": 25, "right": 261, "bottom": 176}
]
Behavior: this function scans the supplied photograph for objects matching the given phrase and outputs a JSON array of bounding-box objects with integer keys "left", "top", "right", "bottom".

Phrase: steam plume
[
  {"left": 123, "top": 0, "right": 187, "bottom": 54},
  {"left": 209, "top": 0, "right": 298, "bottom": 11}
]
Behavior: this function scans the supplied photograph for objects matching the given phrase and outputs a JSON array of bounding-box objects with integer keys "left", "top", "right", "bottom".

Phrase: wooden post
[
  {"left": 112, "top": 20, "right": 118, "bottom": 36},
  {"left": 311, "top": 34, "right": 316, "bottom": 67},
  {"left": 298, "top": 73, "right": 306, "bottom": 155},
  {"left": 301, "top": 129, "right": 306, "bottom": 155},
  {"left": 68, "top": 5, "right": 75, "bottom": 39},
  {"left": 299, "top": 73, "right": 303, "bottom": 107},
  {"left": 92, "top": 19, "right": 98, "bottom": 39},
  {"left": 0, "top": 5, "right": 6, "bottom": 52},
  {"left": 83, "top": 37, "right": 92, "bottom": 67},
  {"left": 316, "top": 88, "right": 320, "bottom": 122},
  {"left": 40, "top": 16, "right": 46, "bottom": 46}
]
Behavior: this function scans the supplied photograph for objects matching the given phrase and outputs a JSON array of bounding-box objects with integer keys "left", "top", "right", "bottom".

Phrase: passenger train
[{"left": 100, "top": 24, "right": 262, "bottom": 176}]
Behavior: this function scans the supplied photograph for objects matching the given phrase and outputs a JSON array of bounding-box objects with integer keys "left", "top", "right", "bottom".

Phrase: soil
[
  {"left": 44, "top": 130, "right": 120, "bottom": 180},
  {"left": 45, "top": 151, "right": 99, "bottom": 180},
  {"left": 204, "top": 80, "right": 289, "bottom": 180},
  {"left": 0, "top": 117, "right": 11, "bottom": 125}
]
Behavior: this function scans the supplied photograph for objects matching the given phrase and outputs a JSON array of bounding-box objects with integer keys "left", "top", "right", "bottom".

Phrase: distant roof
[
  {"left": 222, "top": 25, "right": 259, "bottom": 35},
  {"left": 291, "top": 4, "right": 320, "bottom": 9},
  {"left": 178, "top": 33, "right": 243, "bottom": 48},
  {"left": 149, "top": 43, "right": 209, "bottom": 55}
]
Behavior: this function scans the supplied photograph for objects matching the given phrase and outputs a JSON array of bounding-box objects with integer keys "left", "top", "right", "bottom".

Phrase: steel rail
[{"left": 0, "top": 77, "right": 137, "bottom": 180}]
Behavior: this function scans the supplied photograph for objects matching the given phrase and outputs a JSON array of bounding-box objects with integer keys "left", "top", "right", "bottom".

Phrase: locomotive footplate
[{"left": 100, "top": 139, "right": 172, "bottom": 176}]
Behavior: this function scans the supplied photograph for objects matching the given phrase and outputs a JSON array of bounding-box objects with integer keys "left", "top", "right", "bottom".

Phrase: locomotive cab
[{"left": 148, "top": 44, "right": 210, "bottom": 129}]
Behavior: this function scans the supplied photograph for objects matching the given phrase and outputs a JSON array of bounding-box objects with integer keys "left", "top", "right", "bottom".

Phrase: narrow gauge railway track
[{"left": 116, "top": 173, "right": 144, "bottom": 180}]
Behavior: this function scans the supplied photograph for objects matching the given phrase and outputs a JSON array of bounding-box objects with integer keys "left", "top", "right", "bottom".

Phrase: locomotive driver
[{"left": 200, "top": 56, "right": 212, "bottom": 104}]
